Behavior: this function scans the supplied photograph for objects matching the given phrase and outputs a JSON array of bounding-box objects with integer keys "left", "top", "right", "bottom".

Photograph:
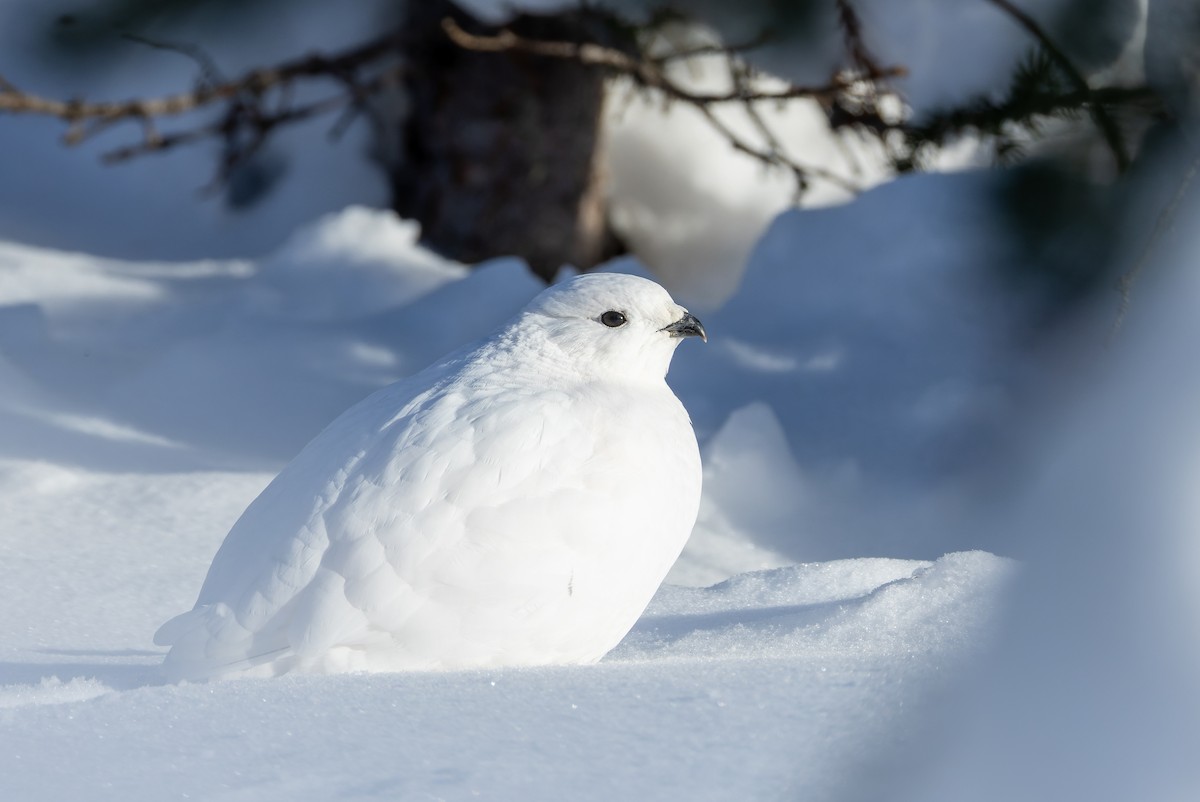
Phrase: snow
[
  {"left": 671, "top": 403, "right": 803, "bottom": 585},
  {"left": 896, "top": 180, "right": 1200, "bottom": 801},
  {"left": 3, "top": 0, "right": 1194, "bottom": 797},
  {"left": 257, "top": 208, "right": 470, "bottom": 321},
  {"left": 0, "top": 535, "right": 1014, "bottom": 800},
  {"left": 0, "top": 182, "right": 1024, "bottom": 798},
  {"left": 1, "top": 160, "right": 1194, "bottom": 799}
]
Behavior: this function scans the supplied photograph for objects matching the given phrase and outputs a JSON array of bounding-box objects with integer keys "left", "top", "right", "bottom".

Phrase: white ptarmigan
[{"left": 155, "top": 273, "right": 706, "bottom": 680}]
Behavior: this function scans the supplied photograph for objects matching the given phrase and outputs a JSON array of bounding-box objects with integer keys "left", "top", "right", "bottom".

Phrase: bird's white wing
[
  {"left": 157, "top": 364, "right": 696, "bottom": 679},
  {"left": 157, "top": 271, "right": 709, "bottom": 680},
  {"left": 153, "top": 366, "right": 450, "bottom": 678}
]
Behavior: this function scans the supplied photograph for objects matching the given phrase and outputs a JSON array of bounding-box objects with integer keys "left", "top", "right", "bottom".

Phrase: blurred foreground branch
[{"left": 0, "top": 30, "right": 409, "bottom": 186}]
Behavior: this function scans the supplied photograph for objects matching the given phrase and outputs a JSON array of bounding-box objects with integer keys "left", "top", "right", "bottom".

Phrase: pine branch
[
  {"left": 984, "top": 0, "right": 1131, "bottom": 172},
  {"left": 900, "top": 74, "right": 1155, "bottom": 165}
]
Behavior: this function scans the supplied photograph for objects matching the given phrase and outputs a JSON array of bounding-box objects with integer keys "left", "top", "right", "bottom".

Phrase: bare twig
[
  {"left": 0, "top": 30, "right": 408, "bottom": 142},
  {"left": 722, "top": 57, "right": 852, "bottom": 196},
  {"left": 122, "top": 33, "right": 227, "bottom": 88},
  {"left": 440, "top": 17, "right": 903, "bottom": 106},
  {"left": 99, "top": 67, "right": 402, "bottom": 163},
  {"left": 654, "top": 31, "right": 773, "bottom": 62},
  {"left": 0, "top": 10, "right": 900, "bottom": 199},
  {"left": 692, "top": 101, "right": 861, "bottom": 195},
  {"left": 835, "top": 0, "right": 889, "bottom": 79},
  {"left": 441, "top": 16, "right": 888, "bottom": 195},
  {"left": 1108, "top": 151, "right": 1200, "bottom": 344},
  {"left": 0, "top": 28, "right": 410, "bottom": 191}
]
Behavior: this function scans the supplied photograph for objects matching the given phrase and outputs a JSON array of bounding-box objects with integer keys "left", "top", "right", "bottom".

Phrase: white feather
[{"left": 156, "top": 273, "right": 704, "bottom": 680}]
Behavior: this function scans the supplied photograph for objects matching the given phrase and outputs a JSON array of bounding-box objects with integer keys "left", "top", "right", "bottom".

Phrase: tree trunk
[{"left": 388, "top": 0, "right": 625, "bottom": 282}]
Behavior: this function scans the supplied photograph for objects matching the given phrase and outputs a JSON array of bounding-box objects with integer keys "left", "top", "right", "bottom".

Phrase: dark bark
[{"left": 389, "top": 0, "right": 626, "bottom": 281}]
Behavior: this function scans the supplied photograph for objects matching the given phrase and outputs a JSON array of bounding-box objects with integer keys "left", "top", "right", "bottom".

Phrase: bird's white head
[{"left": 513, "top": 273, "right": 706, "bottom": 382}]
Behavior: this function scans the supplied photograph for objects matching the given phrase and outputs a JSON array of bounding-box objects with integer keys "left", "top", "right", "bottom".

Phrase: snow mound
[
  {"left": 0, "top": 208, "right": 544, "bottom": 467},
  {"left": 621, "top": 551, "right": 1015, "bottom": 662},
  {"left": 258, "top": 206, "right": 468, "bottom": 321},
  {"left": 670, "top": 402, "right": 806, "bottom": 585},
  {"left": 0, "top": 540, "right": 1012, "bottom": 801},
  {"left": 665, "top": 170, "right": 1034, "bottom": 561}
]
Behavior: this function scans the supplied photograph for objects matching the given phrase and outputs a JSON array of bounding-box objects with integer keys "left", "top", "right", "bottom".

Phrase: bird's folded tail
[{"left": 154, "top": 603, "right": 291, "bottom": 682}]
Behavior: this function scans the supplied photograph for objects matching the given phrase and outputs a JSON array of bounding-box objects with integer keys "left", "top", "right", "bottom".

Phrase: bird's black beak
[{"left": 661, "top": 312, "right": 707, "bottom": 343}]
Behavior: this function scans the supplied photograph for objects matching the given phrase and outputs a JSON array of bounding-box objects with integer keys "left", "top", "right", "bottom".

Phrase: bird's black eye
[{"left": 600, "top": 310, "right": 627, "bottom": 328}]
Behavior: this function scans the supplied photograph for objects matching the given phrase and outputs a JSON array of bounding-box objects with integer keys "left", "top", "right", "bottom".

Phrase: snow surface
[
  {"left": 0, "top": 182, "right": 1027, "bottom": 798},
  {"left": 4, "top": 1, "right": 1195, "bottom": 797},
  {"left": 896, "top": 165, "right": 1200, "bottom": 802},
  {"left": 2, "top": 163, "right": 1196, "bottom": 799},
  {"left": 0, "top": 540, "right": 1012, "bottom": 800}
]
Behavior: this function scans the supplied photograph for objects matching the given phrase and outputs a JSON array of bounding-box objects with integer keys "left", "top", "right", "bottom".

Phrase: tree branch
[
  {"left": 122, "top": 32, "right": 228, "bottom": 89},
  {"left": 440, "top": 16, "right": 904, "bottom": 196},
  {"left": 0, "top": 11, "right": 902, "bottom": 199},
  {"left": 0, "top": 3, "right": 1155, "bottom": 204},
  {"left": 984, "top": 0, "right": 1131, "bottom": 172},
  {"left": 440, "top": 17, "right": 904, "bottom": 106},
  {"left": 835, "top": 0, "right": 889, "bottom": 79},
  {"left": 0, "top": 31, "right": 408, "bottom": 149}
]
